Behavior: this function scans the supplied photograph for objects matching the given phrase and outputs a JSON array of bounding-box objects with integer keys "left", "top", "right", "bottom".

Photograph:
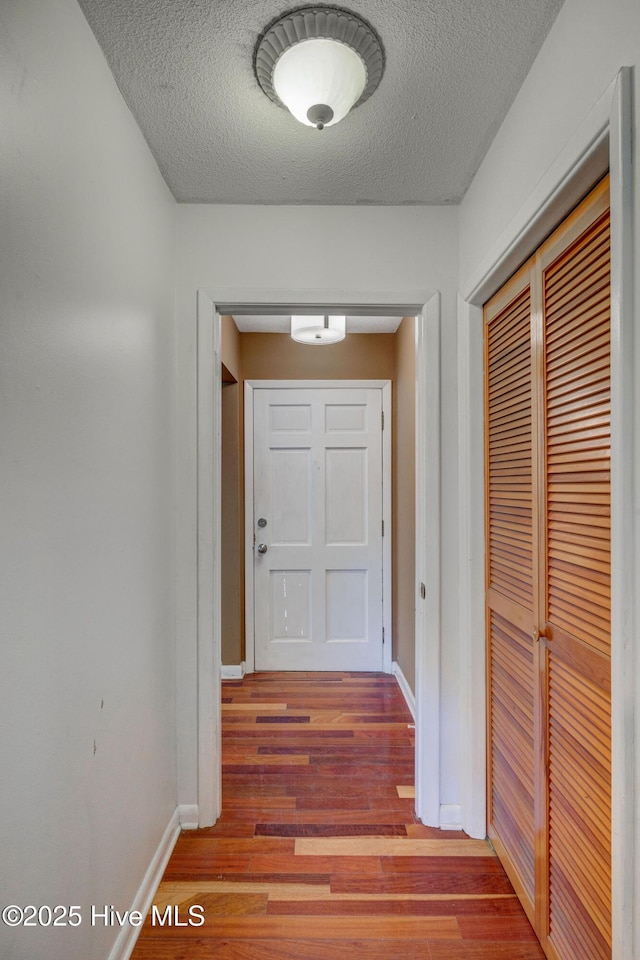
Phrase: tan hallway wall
[
  {"left": 221, "top": 317, "right": 244, "bottom": 665},
  {"left": 392, "top": 318, "right": 416, "bottom": 692},
  {"left": 241, "top": 331, "right": 396, "bottom": 380}
]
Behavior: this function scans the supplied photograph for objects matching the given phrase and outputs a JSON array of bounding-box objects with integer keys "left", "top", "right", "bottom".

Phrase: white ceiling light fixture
[
  {"left": 254, "top": 7, "right": 385, "bottom": 130},
  {"left": 291, "top": 315, "right": 346, "bottom": 344}
]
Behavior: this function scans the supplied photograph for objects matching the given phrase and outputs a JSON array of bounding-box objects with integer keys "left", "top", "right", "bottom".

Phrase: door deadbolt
[{"left": 257, "top": 517, "right": 267, "bottom": 528}]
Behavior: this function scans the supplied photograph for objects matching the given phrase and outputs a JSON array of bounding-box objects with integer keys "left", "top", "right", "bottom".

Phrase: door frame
[
  {"left": 457, "top": 68, "right": 635, "bottom": 954},
  {"left": 195, "top": 290, "right": 223, "bottom": 827},
  {"left": 244, "top": 379, "right": 393, "bottom": 676},
  {"left": 195, "top": 295, "right": 441, "bottom": 829}
]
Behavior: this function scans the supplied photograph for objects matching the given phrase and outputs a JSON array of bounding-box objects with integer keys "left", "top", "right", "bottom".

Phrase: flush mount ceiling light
[
  {"left": 254, "top": 7, "right": 385, "bottom": 130},
  {"left": 291, "top": 315, "right": 346, "bottom": 344}
]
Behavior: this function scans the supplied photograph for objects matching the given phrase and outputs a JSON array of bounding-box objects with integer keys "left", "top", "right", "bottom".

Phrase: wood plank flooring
[{"left": 131, "top": 672, "right": 545, "bottom": 959}]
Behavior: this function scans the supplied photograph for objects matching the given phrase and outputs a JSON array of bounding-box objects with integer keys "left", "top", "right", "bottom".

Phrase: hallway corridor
[{"left": 131, "top": 673, "right": 544, "bottom": 959}]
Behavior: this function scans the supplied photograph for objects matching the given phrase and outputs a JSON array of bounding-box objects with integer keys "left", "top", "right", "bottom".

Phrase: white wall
[
  {"left": 0, "top": 2, "right": 176, "bottom": 958},
  {"left": 174, "top": 204, "right": 461, "bottom": 814},
  {"left": 459, "top": 0, "right": 640, "bottom": 285},
  {"left": 458, "top": 0, "right": 640, "bottom": 950}
]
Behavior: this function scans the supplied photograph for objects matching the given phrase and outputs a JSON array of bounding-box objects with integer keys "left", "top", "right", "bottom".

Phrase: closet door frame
[{"left": 458, "top": 69, "right": 635, "bottom": 958}]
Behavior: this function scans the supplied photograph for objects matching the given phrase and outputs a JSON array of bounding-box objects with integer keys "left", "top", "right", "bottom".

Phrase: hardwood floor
[{"left": 131, "top": 672, "right": 545, "bottom": 959}]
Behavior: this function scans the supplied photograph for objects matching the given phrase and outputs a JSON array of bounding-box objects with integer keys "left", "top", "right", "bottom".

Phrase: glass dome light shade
[
  {"left": 291, "top": 315, "right": 346, "bottom": 344},
  {"left": 272, "top": 39, "right": 366, "bottom": 128}
]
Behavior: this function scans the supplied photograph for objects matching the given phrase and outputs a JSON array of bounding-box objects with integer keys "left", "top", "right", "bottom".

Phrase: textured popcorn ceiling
[{"left": 78, "top": 0, "right": 564, "bottom": 205}]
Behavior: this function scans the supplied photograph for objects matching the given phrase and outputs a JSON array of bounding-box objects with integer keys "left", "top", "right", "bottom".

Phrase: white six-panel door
[{"left": 253, "top": 386, "right": 384, "bottom": 671}]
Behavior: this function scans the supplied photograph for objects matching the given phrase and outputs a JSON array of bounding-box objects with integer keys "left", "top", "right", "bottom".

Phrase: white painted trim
[
  {"left": 245, "top": 380, "right": 394, "bottom": 389},
  {"left": 243, "top": 380, "right": 256, "bottom": 674},
  {"left": 392, "top": 661, "right": 416, "bottom": 721},
  {"left": 608, "top": 68, "right": 636, "bottom": 960},
  {"left": 243, "top": 379, "right": 393, "bottom": 675},
  {"left": 196, "top": 291, "right": 222, "bottom": 828},
  {"left": 457, "top": 68, "right": 635, "bottom": 952},
  {"left": 381, "top": 381, "right": 392, "bottom": 674},
  {"left": 203, "top": 291, "right": 433, "bottom": 314},
  {"left": 439, "top": 804, "right": 462, "bottom": 831},
  {"left": 178, "top": 804, "right": 199, "bottom": 830},
  {"left": 414, "top": 293, "right": 441, "bottom": 828},
  {"left": 106, "top": 807, "right": 181, "bottom": 960},
  {"left": 221, "top": 663, "right": 246, "bottom": 680},
  {"left": 456, "top": 298, "right": 486, "bottom": 841}
]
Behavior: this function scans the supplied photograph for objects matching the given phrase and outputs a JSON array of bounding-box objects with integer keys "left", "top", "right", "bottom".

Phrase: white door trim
[
  {"left": 414, "top": 294, "right": 442, "bottom": 827},
  {"left": 457, "top": 68, "right": 635, "bottom": 954},
  {"left": 195, "top": 291, "right": 222, "bottom": 828},
  {"left": 244, "top": 379, "right": 392, "bottom": 676},
  {"left": 193, "top": 296, "right": 441, "bottom": 833}
]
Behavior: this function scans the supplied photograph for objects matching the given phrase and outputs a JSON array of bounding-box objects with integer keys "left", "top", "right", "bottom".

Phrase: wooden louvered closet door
[{"left": 485, "top": 176, "right": 611, "bottom": 960}]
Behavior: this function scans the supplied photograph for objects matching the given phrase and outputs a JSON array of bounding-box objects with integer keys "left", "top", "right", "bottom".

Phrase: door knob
[{"left": 257, "top": 543, "right": 268, "bottom": 554}]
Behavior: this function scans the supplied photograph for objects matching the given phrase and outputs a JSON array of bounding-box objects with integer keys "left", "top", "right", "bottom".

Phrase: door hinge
[
  {"left": 382, "top": 626, "right": 385, "bottom": 644},
  {"left": 381, "top": 410, "right": 384, "bottom": 430},
  {"left": 381, "top": 519, "right": 384, "bottom": 537}
]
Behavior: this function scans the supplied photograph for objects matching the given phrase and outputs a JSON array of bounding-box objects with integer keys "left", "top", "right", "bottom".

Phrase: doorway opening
[{"left": 197, "top": 297, "right": 442, "bottom": 831}]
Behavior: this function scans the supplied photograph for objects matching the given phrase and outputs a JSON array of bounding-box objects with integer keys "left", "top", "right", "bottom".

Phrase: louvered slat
[
  {"left": 544, "top": 212, "right": 611, "bottom": 657},
  {"left": 541, "top": 186, "right": 611, "bottom": 960},
  {"left": 489, "top": 611, "right": 536, "bottom": 905},
  {"left": 547, "top": 654, "right": 612, "bottom": 960},
  {"left": 487, "top": 287, "right": 533, "bottom": 610},
  {"left": 485, "top": 274, "right": 536, "bottom": 921}
]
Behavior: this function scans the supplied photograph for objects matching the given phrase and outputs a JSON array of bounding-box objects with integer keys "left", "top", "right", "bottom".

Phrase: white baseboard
[
  {"left": 107, "top": 806, "right": 181, "bottom": 960},
  {"left": 221, "top": 662, "right": 245, "bottom": 679},
  {"left": 440, "top": 803, "right": 463, "bottom": 831},
  {"left": 392, "top": 660, "right": 416, "bottom": 721},
  {"left": 178, "top": 803, "right": 199, "bottom": 830}
]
